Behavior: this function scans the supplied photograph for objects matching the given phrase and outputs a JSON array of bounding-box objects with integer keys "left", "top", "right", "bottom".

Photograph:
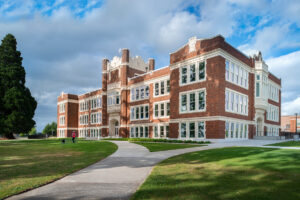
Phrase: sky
[{"left": 0, "top": 0, "right": 300, "bottom": 132}]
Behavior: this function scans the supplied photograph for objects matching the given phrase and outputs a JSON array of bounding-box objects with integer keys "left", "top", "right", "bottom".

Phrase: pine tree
[{"left": 0, "top": 34, "right": 37, "bottom": 139}]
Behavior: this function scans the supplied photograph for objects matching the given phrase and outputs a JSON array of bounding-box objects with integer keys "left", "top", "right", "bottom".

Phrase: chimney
[
  {"left": 122, "top": 49, "right": 129, "bottom": 63},
  {"left": 149, "top": 58, "right": 155, "bottom": 71},
  {"left": 102, "top": 58, "right": 109, "bottom": 71}
]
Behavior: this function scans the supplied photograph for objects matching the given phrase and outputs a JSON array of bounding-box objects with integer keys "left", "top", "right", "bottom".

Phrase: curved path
[{"left": 8, "top": 140, "right": 297, "bottom": 200}]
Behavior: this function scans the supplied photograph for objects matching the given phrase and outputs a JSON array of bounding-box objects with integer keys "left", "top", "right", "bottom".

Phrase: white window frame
[
  {"left": 179, "top": 121, "right": 206, "bottom": 139},
  {"left": 225, "top": 59, "right": 249, "bottom": 90},
  {"left": 59, "top": 103, "right": 65, "bottom": 113},
  {"left": 153, "top": 79, "right": 170, "bottom": 97},
  {"left": 179, "top": 61, "right": 206, "bottom": 86},
  {"left": 152, "top": 124, "right": 170, "bottom": 138},
  {"left": 153, "top": 100, "right": 170, "bottom": 119},
  {"left": 130, "top": 104, "right": 149, "bottom": 121},
  {"left": 225, "top": 88, "right": 248, "bottom": 116},
  {"left": 130, "top": 125, "right": 150, "bottom": 138},
  {"left": 179, "top": 88, "right": 206, "bottom": 114},
  {"left": 59, "top": 116, "right": 65, "bottom": 126}
]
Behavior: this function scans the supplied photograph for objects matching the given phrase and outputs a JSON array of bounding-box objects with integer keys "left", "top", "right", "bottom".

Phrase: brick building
[
  {"left": 57, "top": 35, "right": 281, "bottom": 140},
  {"left": 281, "top": 115, "right": 300, "bottom": 132}
]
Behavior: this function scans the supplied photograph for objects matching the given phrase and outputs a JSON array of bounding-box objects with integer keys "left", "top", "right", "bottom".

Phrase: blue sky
[{"left": 1, "top": 0, "right": 300, "bottom": 132}]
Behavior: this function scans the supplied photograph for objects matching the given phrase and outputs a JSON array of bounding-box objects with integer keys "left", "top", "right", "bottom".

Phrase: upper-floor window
[
  {"left": 90, "top": 112, "right": 102, "bottom": 124},
  {"left": 225, "top": 89, "right": 248, "bottom": 116},
  {"left": 108, "top": 92, "right": 120, "bottom": 106},
  {"left": 59, "top": 103, "right": 65, "bottom": 113},
  {"left": 59, "top": 116, "right": 65, "bottom": 126},
  {"left": 130, "top": 104, "right": 149, "bottom": 121},
  {"left": 154, "top": 101, "right": 170, "bottom": 118},
  {"left": 180, "top": 89, "right": 205, "bottom": 113},
  {"left": 79, "top": 114, "right": 89, "bottom": 125},
  {"left": 267, "top": 104, "right": 279, "bottom": 122},
  {"left": 154, "top": 79, "right": 170, "bottom": 97},
  {"left": 91, "top": 96, "right": 102, "bottom": 110},
  {"left": 225, "top": 60, "right": 248, "bottom": 89},
  {"left": 268, "top": 83, "right": 279, "bottom": 102},
  {"left": 131, "top": 85, "right": 149, "bottom": 101},
  {"left": 79, "top": 101, "right": 89, "bottom": 111},
  {"left": 180, "top": 62, "right": 205, "bottom": 85}
]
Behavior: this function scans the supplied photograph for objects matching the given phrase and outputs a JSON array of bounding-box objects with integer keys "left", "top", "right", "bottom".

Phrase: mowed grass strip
[
  {"left": 132, "top": 147, "right": 300, "bottom": 200},
  {"left": 0, "top": 139, "right": 117, "bottom": 199},
  {"left": 132, "top": 142, "right": 204, "bottom": 152},
  {"left": 267, "top": 140, "right": 300, "bottom": 147}
]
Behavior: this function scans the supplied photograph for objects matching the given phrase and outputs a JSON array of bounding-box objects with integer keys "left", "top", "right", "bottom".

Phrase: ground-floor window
[
  {"left": 225, "top": 121, "right": 248, "bottom": 139},
  {"left": 58, "top": 129, "right": 65, "bottom": 138},
  {"left": 130, "top": 126, "right": 149, "bottom": 138},
  {"left": 266, "top": 126, "right": 279, "bottom": 136},
  {"left": 180, "top": 121, "right": 205, "bottom": 139},
  {"left": 79, "top": 129, "right": 89, "bottom": 138},
  {"left": 90, "top": 128, "right": 101, "bottom": 138},
  {"left": 153, "top": 124, "right": 169, "bottom": 138}
]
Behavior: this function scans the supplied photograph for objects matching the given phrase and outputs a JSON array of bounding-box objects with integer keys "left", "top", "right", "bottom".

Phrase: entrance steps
[{"left": 253, "top": 136, "right": 283, "bottom": 140}]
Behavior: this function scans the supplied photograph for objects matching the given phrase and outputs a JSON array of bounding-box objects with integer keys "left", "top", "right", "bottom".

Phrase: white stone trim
[
  {"left": 170, "top": 116, "right": 256, "bottom": 125},
  {"left": 57, "top": 99, "right": 78, "bottom": 104}
]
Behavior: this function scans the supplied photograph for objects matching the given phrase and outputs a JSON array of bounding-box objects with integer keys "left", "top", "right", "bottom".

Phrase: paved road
[{"left": 8, "top": 140, "right": 299, "bottom": 200}]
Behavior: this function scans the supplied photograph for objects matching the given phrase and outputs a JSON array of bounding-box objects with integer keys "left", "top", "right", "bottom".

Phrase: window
[
  {"left": 256, "top": 82, "right": 260, "bottom": 97},
  {"left": 145, "top": 127, "right": 149, "bottom": 137},
  {"left": 180, "top": 121, "right": 205, "bottom": 139},
  {"left": 226, "top": 89, "right": 248, "bottom": 116},
  {"left": 153, "top": 79, "right": 170, "bottom": 97},
  {"left": 225, "top": 60, "right": 230, "bottom": 80},
  {"left": 180, "top": 61, "right": 205, "bottom": 85},
  {"left": 226, "top": 60, "right": 249, "bottom": 89},
  {"left": 79, "top": 114, "right": 89, "bottom": 125},
  {"left": 154, "top": 126, "right": 158, "bottom": 137},
  {"left": 108, "top": 92, "right": 120, "bottom": 106},
  {"left": 140, "top": 127, "right": 144, "bottom": 137},
  {"left": 226, "top": 121, "right": 248, "bottom": 139},
  {"left": 131, "top": 85, "right": 150, "bottom": 101},
  {"left": 59, "top": 116, "right": 65, "bottom": 126},
  {"left": 59, "top": 103, "right": 65, "bottom": 113},
  {"left": 145, "top": 86, "right": 149, "bottom": 98},
  {"left": 180, "top": 89, "right": 206, "bottom": 113},
  {"left": 130, "top": 104, "right": 149, "bottom": 121},
  {"left": 225, "top": 122, "right": 229, "bottom": 138},
  {"left": 153, "top": 101, "right": 170, "bottom": 118},
  {"left": 160, "top": 126, "right": 164, "bottom": 137},
  {"left": 79, "top": 101, "right": 89, "bottom": 111},
  {"left": 181, "top": 122, "right": 187, "bottom": 138},
  {"left": 166, "top": 126, "right": 169, "bottom": 137},
  {"left": 267, "top": 104, "right": 279, "bottom": 122}
]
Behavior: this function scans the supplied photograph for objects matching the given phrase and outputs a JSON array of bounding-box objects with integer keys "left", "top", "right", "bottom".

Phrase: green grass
[
  {"left": 267, "top": 140, "right": 300, "bottom": 147},
  {"left": 0, "top": 139, "right": 117, "bottom": 199},
  {"left": 103, "top": 138, "right": 210, "bottom": 144},
  {"left": 132, "top": 147, "right": 300, "bottom": 200},
  {"left": 133, "top": 142, "right": 204, "bottom": 152}
]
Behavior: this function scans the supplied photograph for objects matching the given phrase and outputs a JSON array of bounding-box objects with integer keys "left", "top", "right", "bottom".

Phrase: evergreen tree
[{"left": 0, "top": 34, "right": 37, "bottom": 139}]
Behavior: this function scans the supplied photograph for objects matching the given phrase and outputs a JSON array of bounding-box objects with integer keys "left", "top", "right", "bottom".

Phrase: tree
[
  {"left": 42, "top": 122, "right": 57, "bottom": 136},
  {"left": 0, "top": 34, "right": 37, "bottom": 139},
  {"left": 28, "top": 127, "right": 37, "bottom": 135}
]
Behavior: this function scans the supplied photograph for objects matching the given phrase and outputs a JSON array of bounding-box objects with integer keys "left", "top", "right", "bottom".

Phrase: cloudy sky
[{"left": 1, "top": 0, "right": 300, "bottom": 132}]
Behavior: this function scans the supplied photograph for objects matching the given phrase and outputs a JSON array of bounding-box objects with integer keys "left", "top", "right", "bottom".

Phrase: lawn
[
  {"left": 132, "top": 147, "right": 300, "bottom": 200},
  {"left": 133, "top": 142, "right": 204, "bottom": 152},
  {"left": 267, "top": 140, "right": 300, "bottom": 147},
  {"left": 0, "top": 139, "right": 117, "bottom": 199}
]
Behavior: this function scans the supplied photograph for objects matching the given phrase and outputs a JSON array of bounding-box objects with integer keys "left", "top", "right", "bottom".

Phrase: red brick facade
[{"left": 57, "top": 35, "right": 281, "bottom": 139}]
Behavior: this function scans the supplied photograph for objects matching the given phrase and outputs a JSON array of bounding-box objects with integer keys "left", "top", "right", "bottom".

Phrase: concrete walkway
[{"left": 8, "top": 140, "right": 299, "bottom": 200}]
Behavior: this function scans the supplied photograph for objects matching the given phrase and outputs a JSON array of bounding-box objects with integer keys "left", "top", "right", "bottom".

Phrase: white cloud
[{"left": 282, "top": 97, "right": 300, "bottom": 116}]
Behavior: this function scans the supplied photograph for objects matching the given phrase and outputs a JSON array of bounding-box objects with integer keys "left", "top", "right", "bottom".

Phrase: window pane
[
  {"left": 135, "top": 127, "right": 139, "bottom": 137},
  {"left": 225, "top": 122, "right": 229, "bottom": 138},
  {"left": 136, "top": 88, "right": 139, "bottom": 100},
  {"left": 181, "top": 94, "right": 187, "bottom": 112},
  {"left": 181, "top": 67, "right": 187, "bottom": 84},
  {"left": 136, "top": 107, "right": 139, "bottom": 119},
  {"left": 160, "top": 103, "right": 164, "bottom": 116},
  {"left": 145, "top": 127, "right": 149, "bottom": 137},
  {"left": 145, "top": 106, "right": 149, "bottom": 118},
  {"left": 141, "top": 87, "right": 145, "bottom": 99},
  {"left": 190, "top": 64, "right": 196, "bottom": 82},
  {"left": 225, "top": 60, "right": 229, "bottom": 80},
  {"left": 256, "top": 82, "right": 260, "bottom": 97},
  {"left": 154, "top": 126, "right": 158, "bottom": 137},
  {"left": 189, "top": 122, "right": 195, "bottom": 138},
  {"left": 161, "top": 81, "right": 165, "bottom": 95},
  {"left": 155, "top": 104, "right": 159, "bottom": 117},
  {"left": 230, "top": 122, "right": 234, "bottom": 138},
  {"left": 198, "top": 91, "right": 205, "bottom": 110},
  {"left": 145, "top": 86, "right": 149, "bottom": 97},
  {"left": 235, "top": 123, "right": 239, "bottom": 138},
  {"left": 166, "top": 126, "right": 169, "bottom": 137},
  {"left": 167, "top": 80, "right": 170, "bottom": 93},
  {"left": 155, "top": 83, "right": 159, "bottom": 96},
  {"left": 198, "top": 122, "right": 205, "bottom": 138},
  {"left": 140, "top": 127, "right": 144, "bottom": 137},
  {"left": 160, "top": 126, "right": 164, "bottom": 137},
  {"left": 140, "top": 106, "right": 144, "bottom": 119},
  {"left": 190, "top": 93, "right": 195, "bottom": 111},
  {"left": 181, "top": 123, "right": 186, "bottom": 138},
  {"left": 199, "top": 62, "right": 205, "bottom": 80},
  {"left": 167, "top": 103, "right": 170, "bottom": 116}
]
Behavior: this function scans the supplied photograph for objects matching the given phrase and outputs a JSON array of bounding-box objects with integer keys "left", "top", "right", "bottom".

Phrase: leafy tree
[
  {"left": 0, "top": 34, "right": 37, "bottom": 139},
  {"left": 28, "top": 127, "right": 37, "bottom": 135},
  {"left": 42, "top": 122, "right": 57, "bottom": 136}
]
